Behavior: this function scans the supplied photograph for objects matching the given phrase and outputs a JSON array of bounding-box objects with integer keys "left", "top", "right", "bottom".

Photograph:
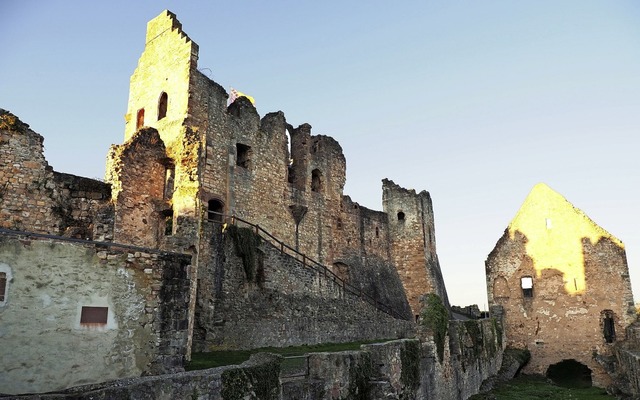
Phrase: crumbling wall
[
  {"left": 0, "top": 230, "right": 192, "bottom": 395},
  {"left": 193, "top": 226, "right": 414, "bottom": 351},
  {"left": 0, "top": 353, "right": 282, "bottom": 400},
  {"left": 282, "top": 323, "right": 504, "bottom": 400},
  {"left": 486, "top": 229, "right": 636, "bottom": 387},
  {"left": 383, "top": 178, "right": 450, "bottom": 316},
  {"left": 0, "top": 110, "right": 112, "bottom": 238},
  {"left": 106, "top": 128, "right": 169, "bottom": 248}
]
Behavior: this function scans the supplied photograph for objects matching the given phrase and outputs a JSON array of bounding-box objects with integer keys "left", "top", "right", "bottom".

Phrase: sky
[{"left": 2, "top": 1, "right": 639, "bottom": 308}]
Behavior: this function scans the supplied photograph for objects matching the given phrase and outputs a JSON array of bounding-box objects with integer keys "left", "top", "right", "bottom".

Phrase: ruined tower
[
  {"left": 486, "top": 183, "right": 635, "bottom": 387},
  {"left": 382, "top": 179, "right": 450, "bottom": 316}
]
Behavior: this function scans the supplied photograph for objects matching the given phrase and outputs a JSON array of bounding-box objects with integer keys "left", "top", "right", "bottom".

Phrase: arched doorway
[
  {"left": 207, "top": 199, "right": 224, "bottom": 222},
  {"left": 546, "top": 359, "right": 592, "bottom": 388}
]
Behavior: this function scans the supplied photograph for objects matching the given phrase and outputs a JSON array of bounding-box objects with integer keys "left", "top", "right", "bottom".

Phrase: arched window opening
[
  {"left": 208, "top": 199, "right": 224, "bottom": 222},
  {"left": 493, "top": 276, "right": 510, "bottom": 299},
  {"left": 336, "top": 218, "right": 343, "bottom": 230},
  {"left": 397, "top": 211, "right": 405, "bottom": 221},
  {"left": 603, "top": 310, "right": 616, "bottom": 343},
  {"left": 136, "top": 108, "right": 145, "bottom": 130},
  {"left": 311, "top": 169, "right": 322, "bottom": 192},
  {"left": 521, "top": 276, "right": 534, "bottom": 298},
  {"left": 547, "top": 359, "right": 592, "bottom": 388},
  {"left": 158, "top": 92, "right": 168, "bottom": 120}
]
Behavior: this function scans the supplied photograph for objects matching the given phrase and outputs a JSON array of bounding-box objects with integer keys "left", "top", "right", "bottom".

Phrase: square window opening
[
  {"left": 80, "top": 306, "right": 108, "bottom": 326},
  {"left": 236, "top": 143, "right": 252, "bottom": 169}
]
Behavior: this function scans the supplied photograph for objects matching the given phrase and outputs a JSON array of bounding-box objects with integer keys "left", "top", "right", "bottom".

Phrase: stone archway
[{"left": 546, "top": 359, "right": 592, "bottom": 388}]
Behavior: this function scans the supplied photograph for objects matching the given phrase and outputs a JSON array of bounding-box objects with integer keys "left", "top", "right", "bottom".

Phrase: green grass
[
  {"left": 186, "top": 339, "right": 391, "bottom": 371},
  {"left": 469, "top": 375, "right": 615, "bottom": 400}
]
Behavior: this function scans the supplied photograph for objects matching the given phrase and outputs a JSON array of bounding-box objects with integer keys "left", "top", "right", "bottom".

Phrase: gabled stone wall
[{"left": 485, "top": 184, "right": 636, "bottom": 387}]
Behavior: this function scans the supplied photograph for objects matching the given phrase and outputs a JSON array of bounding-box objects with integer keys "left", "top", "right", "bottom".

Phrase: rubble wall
[{"left": 193, "top": 226, "right": 414, "bottom": 351}]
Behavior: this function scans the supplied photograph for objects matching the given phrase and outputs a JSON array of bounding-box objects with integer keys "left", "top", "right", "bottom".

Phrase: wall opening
[
  {"left": 0, "top": 272, "right": 6, "bottom": 302},
  {"left": 236, "top": 143, "right": 252, "bottom": 169},
  {"left": 157, "top": 92, "right": 168, "bottom": 120},
  {"left": 375, "top": 227, "right": 380, "bottom": 238},
  {"left": 163, "top": 209, "right": 174, "bottom": 236},
  {"left": 80, "top": 306, "right": 108, "bottom": 326},
  {"left": 397, "top": 211, "right": 405, "bottom": 221},
  {"left": 602, "top": 310, "right": 616, "bottom": 343},
  {"left": 521, "top": 276, "right": 533, "bottom": 298},
  {"left": 208, "top": 199, "right": 224, "bottom": 222},
  {"left": 164, "top": 165, "right": 175, "bottom": 200},
  {"left": 493, "top": 276, "right": 510, "bottom": 299},
  {"left": 136, "top": 108, "right": 145, "bottom": 130},
  {"left": 311, "top": 169, "right": 323, "bottom": 192},
  {"left": 546, "top": 359, "right": 592, "bottom": 388},
  {"left": 332, "top": 262, "right": 349, "bottom": 282}
]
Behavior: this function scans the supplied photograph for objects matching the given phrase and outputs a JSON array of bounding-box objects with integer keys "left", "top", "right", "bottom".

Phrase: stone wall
[
  {"left": 122, "top": 12, "right": 444, "bottom": 324},
  {"left": 0, "top": 230, "right": 192, "bottom": 395},
  {"left": 0, "top": 353, "right": 282, "bottom": 400},
  {"left": 220, "top": 319, "right": 504, "bottom": 399},
  {"left": 193, "top": 224, "right": 414, "bottom": 351},
  {"left": 383, "top": 179, "right": 450, "bottom": 315},
  {"left": 3, "top": 331, "right": 505, "bottom": 400},
  {"left": 485, "top": 184, "right": 637, "bottom": 387},
  {"left": 0, "top": 109, "right": 112, "bottom": 239}
]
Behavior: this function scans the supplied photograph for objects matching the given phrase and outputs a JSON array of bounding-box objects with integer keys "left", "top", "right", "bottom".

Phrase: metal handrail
[{"left": 215, "top": 213, "right": 408, "bottom": 321}]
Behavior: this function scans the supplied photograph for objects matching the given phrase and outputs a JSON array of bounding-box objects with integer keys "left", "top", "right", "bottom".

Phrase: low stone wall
[
  {"left": 194, "top": 226, "right": 414, "bottom": 351},
  {"left": 3, "top": 333, "right": 506, "bottom": 400},
  {"left": 1, "top": 353, "right": 282, "bottom": 400},
  {"left": 613, "top": 346, "right": 640, "bottom": 396},
  {"left": 0, "top": 230, "right": 192, "bottom": 395}
]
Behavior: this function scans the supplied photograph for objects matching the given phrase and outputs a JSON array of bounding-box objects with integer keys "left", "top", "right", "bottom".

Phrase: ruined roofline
[
  {"left": 146, "top": 10, "right": 198, "bottom": 51},
  {"left": 1, "top": 108, "right": 37, "bottom": 137},
  {"left": 508, "top": 182, "right": 624, "bottom": 248},
  {"left": 382, "top": 178, "right": 432, "bottom": 199}
]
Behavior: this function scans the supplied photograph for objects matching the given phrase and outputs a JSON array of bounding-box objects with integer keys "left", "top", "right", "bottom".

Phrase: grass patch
[
  {"left": 187, "top": 339, "right": 391, "bottom": 371},
  {"left": 469, "top": 374, "right": 614, "bottom": 400}
]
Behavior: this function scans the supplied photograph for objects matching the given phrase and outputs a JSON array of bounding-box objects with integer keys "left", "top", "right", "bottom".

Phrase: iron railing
[{"left": 216, "top": 213, "right": 409, "bottom": 321}]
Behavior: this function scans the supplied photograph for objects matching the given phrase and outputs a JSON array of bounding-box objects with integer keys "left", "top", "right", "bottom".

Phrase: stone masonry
[{"left": 485, "top": 183, "right": 636, "bottom": 388}]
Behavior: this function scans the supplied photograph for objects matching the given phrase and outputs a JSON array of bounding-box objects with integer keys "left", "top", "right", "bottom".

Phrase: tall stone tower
[
  {"left": 382, "top": 179, "right": 449, "bottom": 317},
  {"left": 486, "top": 183, "right": 635, "bottom": 387}
]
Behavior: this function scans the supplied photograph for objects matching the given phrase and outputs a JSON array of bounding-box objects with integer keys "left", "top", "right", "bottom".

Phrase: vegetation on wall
[
  {"left": 227, "top": 225, "right": 262, "bottom": 281},
  {"left": 346, "top": 352, "right": 372, "bottom": 400},
  {"left": 400, "top": 340, "right": 421, "bottom": 395},
  {"left": 220, "top": 360, "right": 280, "bottom": 400},
  {"left": 491, "top": 317, "right": 503, "bottom": 348},
  {"left": 420, "top": 293, "right": 449, "bottom": 362},
  {"left": 463, "top": 320, "right": 484, "bottom": 356}
]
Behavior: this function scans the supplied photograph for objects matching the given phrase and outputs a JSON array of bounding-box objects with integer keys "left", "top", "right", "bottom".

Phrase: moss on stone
[
  {"left": 0, "top": 109, "right": 30, "bottom": 134},
  {"left": 220, "top": 356, "right": 280, "bottom": 400},
  {"left": 346, "top": 352, "right": 372, "bottom": 400},
  {"left": 463, "top": 320, "right": 483, "bottom": 355},
  {"left": 420, "top": 293, "right": 449, "bottom": 363},
  {"left": 400, "top": 340, "right": 421, "bottom": 395},
  {"left": 492, "top": 317, "right": 503, "bottom": 348},
  {"left": 227, "top": 225, "right": 262, "bottom": 282}
]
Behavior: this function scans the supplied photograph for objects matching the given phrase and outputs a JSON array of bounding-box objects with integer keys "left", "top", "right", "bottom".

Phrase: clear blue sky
[{"left": 2, "top": 1, "right": 639, "bottom": 308}]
